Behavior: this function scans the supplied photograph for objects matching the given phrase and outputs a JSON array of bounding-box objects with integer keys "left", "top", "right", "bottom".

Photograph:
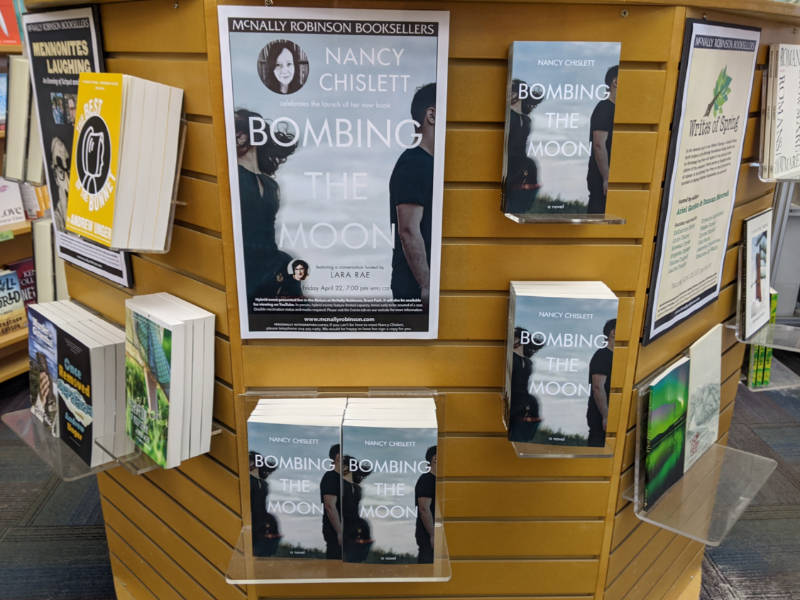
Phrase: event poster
[
  {"left": 218, "top": 7, "right": 449, "bottom": 338},
  {"left": 645, "top": 21, "right": 759, "bottom": 344},
  {"left": 23, "top": 8, "right": 132, "bottom": 287}
]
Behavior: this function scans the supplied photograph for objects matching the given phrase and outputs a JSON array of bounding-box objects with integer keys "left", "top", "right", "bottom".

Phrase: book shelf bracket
[
  {"left": 747, "top": 162, "right": 800, "bottom": 183},
  {"left": 503, "top": 212, "right": 625, "bottom": 225},
  {"left": 1, "top": 408, "right": 119, "bottom": 482},
  {"left": 628, "top": 379, "right": 777, "bottom": 546}
]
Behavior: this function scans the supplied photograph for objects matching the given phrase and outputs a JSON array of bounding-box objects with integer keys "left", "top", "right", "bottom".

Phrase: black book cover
[{"left": 57, "top": 327, "right": 93, "bottom": 465}]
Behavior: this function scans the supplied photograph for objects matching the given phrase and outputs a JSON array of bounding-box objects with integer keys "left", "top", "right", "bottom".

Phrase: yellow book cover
[{"left": 64, "top": 72, "right": 123, "bottom": 247}]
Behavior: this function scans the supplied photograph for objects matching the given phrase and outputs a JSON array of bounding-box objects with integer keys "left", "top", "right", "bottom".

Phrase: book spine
[{"left": 762, "top": 289, "right": 778, "bottom": 386}]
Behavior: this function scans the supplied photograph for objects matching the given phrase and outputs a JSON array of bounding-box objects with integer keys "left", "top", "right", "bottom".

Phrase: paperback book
[
  {"left": 341, "top": 418, "right": 437, "bottom": 564},
  {"left": 505, "top": 281, "right": 619, "bottom": 447},
  {"left": 740, "top": 209, "right": 772, "bottom": 339},
  {"left": 762, "top": 44, "right": 800, "bottom": 179},
  {"left": 502, "top": 41, "right": 621, "bottom": 217},
  {"left": 0, "top": 176, "right": 24, "bottom": 226},
  {"left": 0, "top": 269, "right": 25, "bottom": 336},
  {"left": 247, "top": 412, "right": 343, "bottom": 559},
  {"left": 27, "top": 304, "right": 59, "bottom": 436},
  {"left": 6, "top": 257, "right": 35, "bottom": 306},
  {"left": 644, "top": 357, "right": 689, "bottom": 510},
  {"left": 685, "top": 325, "right": 721, "bottom": 472}
]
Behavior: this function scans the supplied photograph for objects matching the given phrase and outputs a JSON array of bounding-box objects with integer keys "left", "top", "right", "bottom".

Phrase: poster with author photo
[{"left": 218, "top": 7, "right": 449, "bottom": 339}]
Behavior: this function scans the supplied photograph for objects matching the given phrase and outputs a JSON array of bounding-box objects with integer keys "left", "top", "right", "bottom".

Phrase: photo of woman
[
  {"left": 234, "top": 108, "right": 298, "bottom": 304},
  {"left": 258, "top": 39, "right": 309, "bottom": 95}
]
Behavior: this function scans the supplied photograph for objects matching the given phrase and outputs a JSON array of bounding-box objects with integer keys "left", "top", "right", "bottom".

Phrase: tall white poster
[
  {"left": 645, "top": 20, "right": 759, "bottom": 343},
  {"left": 218, "top": 7, "right": 449, "bottom": 339}
]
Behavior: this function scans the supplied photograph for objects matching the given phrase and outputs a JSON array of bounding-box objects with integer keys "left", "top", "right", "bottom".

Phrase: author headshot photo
[
  {"left": 508, "top": 326, "right": 545, "bottom": 442},
  {"left": 278, "top": 259, "right": 308, "bottom": 298},
  {"left": 258, "top": 39, "right": 309, "bottom": 95},
  {"left": 390, "top": 82, "right": 436, "bottom": 305},
  {"left": 587, "top": 65, "right": 618, "bottom": 214},
  {"left": 587, "top": 318, "right": 616, "bottom": 447}
]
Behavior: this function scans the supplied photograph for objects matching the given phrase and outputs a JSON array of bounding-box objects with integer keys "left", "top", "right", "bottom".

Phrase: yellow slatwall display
[{"left": 27, "top": 0, "right": 795, "bottom": 598}]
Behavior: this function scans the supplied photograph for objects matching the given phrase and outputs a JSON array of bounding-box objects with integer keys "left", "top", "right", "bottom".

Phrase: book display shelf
[
  {"left": 623, "top": 374, "right": 776, "bottom": 546},
  {"left": 503, "top": 212, "right": 626, "bottom": 225},
  {"left": 226, "top": 389, "right": 451, "bottom": 585}
]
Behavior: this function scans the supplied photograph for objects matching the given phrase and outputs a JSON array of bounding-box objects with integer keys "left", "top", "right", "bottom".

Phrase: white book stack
[
  {"left": 124, "top": 293, "right": 214, "bottom": 469},
  {"left": 761, "top": 44, "right": 800, "bottom": 180}
]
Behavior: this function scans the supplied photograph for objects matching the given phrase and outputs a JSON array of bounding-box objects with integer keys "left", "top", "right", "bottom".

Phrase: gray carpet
[
  {"left": 701, "top": 361, "right": 800, "bottom": 600},
  {"left": 0, "top": 373, "right": 115, "bottom": 600}
]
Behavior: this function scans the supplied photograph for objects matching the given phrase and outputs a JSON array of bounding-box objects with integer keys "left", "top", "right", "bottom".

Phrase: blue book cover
[
  {"left": 247, "top": 419, "right": 341, "bottom": 559},
  {"left": 506, "top": 288, "right": 618, "bottom": 446},
  {"left": 27, "top": 305, "right": 59, "bottom": 436},
  {"left": 341, "top": 422, "right": 437, "bottom": 564}
]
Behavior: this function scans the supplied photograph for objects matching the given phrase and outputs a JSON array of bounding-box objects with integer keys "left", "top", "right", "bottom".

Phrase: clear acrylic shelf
[
  {"left": 96, "top": 426, "right": 223, "bottom": 475},
  {"left": 627, "top": 374, "right": 776, "bottom": 546},
  {"left": 747, "top": 162, "right": 800, "bottom": 183},
  {"left": 504, "top": 212, "right": 625, "bottom": 224},
  {"left": 624, "top": 443, "right": 775, "bottom": 546},
  {"left": 1, "top": 408, "right": 120, "bottom": 481},
  {"left": 230, "top": 388, "right": 450, "bottom": 584},
  {"left": 226, "top": 519, "right": 451, "bottom": 584},
  {"left": 744, "top": 358, "right": 800, "bottom": 392},
  {"left": 724, "top": 317, "right": 800, "bottom": 352}
]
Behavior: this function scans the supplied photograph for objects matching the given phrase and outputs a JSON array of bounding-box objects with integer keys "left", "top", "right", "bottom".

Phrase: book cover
[
  {"left": 0, "top": 0, "right": 21, "bottom": 46},
  {"left": 124, "top": 305, "right": 174, "bottom": 467},
  {"left": 27, "top": 305, "right": 59, "bottom": 435},
  {"left": 65, "top": 73, "right": 123, "bottom": 247},
  {"left": 506, "top": 290, "right": 618, "bottom": 446},
  {"left": 247, "top": 420, "right": 340, "bottom": 558},
  {"left": 0, "top": 55, "right": 8, "bottom": 133},
  {"left": 23, "top": 8, "right": 132, "bottom": 287},
  {"left": 771, "top": 45, "right": 800, "bottom": 178},
  {"left": 742, "top": 209, "right": 771, "bottom": 338},
  {"left": 218, "top": 6, "right": 448, "bottom": 339},
  {"left": 502, "top": 41, "right": 621, "bottom": 215},
  {"left": 685, "top": 325, "right": 721, "bottom": 472},
  {"left": 6, "top": 257, "right": 35, "bottom": 306},
  {"left": 762, "top": 288, "right": 778, "bottom": 386},
  {"left": 0, "top": 176, "right": 24, "bottom": 226},
  {"left": 56, "top": 326, "right": 94, "bottom": 465},
  {"left": 341, "top": 423, "right": 437, "bottom": 564},
  {"left": 644, "top": 358, "right": 689, "bottom": 510},
  {"left": 0, "top": 269, "right": 25, "bottom": 337}
]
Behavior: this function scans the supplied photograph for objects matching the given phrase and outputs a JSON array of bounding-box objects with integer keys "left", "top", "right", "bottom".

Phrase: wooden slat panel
[
  {"left": 448, "top": 4, "right": 678, "bottom": 62},
  {"left": 617, "top": 466, "right": 634, "bottom": 512},
  {"left": 0, "top": 234, "right": 34, "bottom": 265},
  {"left": 443, "top": 392, "right": 505, "bottom": 433},
  {"left": 104, "top": 56, "right": 211, "bottom": 116},
  {"left": 646, "top": 539, "right": 704, "bottom": 600},
  {"left": 105, "top": 528, "right": 182, "bottom": 600},
  {"left": 438, "top": 294, "right": 635, "bottom": 342},
  {"left": 99, "top": 472, "right": 243, "bottom": 600},
  {"left": 179, "top": 453, "right": 241, "bottom": 514},
  {"left": 131, "top": 256, "right": 228, "bottom": 335},
  {"left": 736, "top": 162, "right": 774, "bottom": 204},
  {"left": 443, "top": 188, "right": 650, "bottom": 239},
  {"left": 444, "top": 129, "right": 657, "bottom": 183},
  {"left": 104, "top": 468, "right": 239, "bottom": 565},
  {"left": 728, "top": 192, "right": 774, "bottom": 247},
  {"left": 144, "top": 226, "right": 225, "bottom": 288},
  {"left": 443, "top": 436, "right": 614, "bottom": 478},
  {"left": 606, "top": 527, "right": 676, "bottom": 600},
  {"left": 215, "top": 336, "right": 232, "bottom": 384},
  {"left": 105, "top": 503, "right": 214, "bottom": 600},
  {"left": 213, "top": 381, "right": 235, "bottom": 430},
  {"left": 741, "top": 116, "right": 759, "bottom": 161},
  {"left": 445, "top": 481, "right": 609, "bottom": 518},
  {"left": 442, "top": 243, "right": 642, "bottom": 291},
  {"left": 446, "top": 520, "right": 604, "bottom": 557},
  {"left": 64, "top": 264, "right": 130, "bottom": 324},
  {"left": 209, "top": 427, "right": 238, "bottom": 471},
  {"left": 176, "top": 176, "right": 222, "bottom": 233},
  {"left": 718, "top": 401, "right": 735, "bottom": 439},
  {"left": 101, "top": 0, "right": 206, "bottom": 53},
  {"left": 662, "top": 547, "right": 704, "bottom": 600},
  {"left": 608, "top": 519, "right": 660, "bottom": 582},
  {"left": 253, "top": 559, "right": 599, "bottom": 597},
  {"left": 622, "top": 427, "right": 636, "bottom": 471},
  {"left": 612, "top": 503, "right": 639, "bottom": 550},
  {"left": 109, "top": 553, "right": 156, "bottom": 600},
  {"left": 448, "top": 64, "right": 666, "bottom": 125},
  {"left": 621, "top": 535, "right": 695, "bottom": 600},
  {"left": 184, "top": 121, "right": 217, "bottom": 176}
]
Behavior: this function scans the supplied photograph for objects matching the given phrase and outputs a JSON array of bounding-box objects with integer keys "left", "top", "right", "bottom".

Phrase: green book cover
[
  {"left": 745, "top": 343, "right": 759, "bottom": 387},
  {"left": 762, "top": 288, "right": 778, "bottom": 386}
]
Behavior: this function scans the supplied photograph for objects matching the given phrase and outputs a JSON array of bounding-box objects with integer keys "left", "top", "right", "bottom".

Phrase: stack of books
[
  {"left": 27, "top": 300, "right": 126, "bottom": 467},
  {"left": 0, "top": 268, "right": 26, "bottom": 337},
  {"left": 124, "top": 293, "right": 214, "bottom": 469},
  {"left": 761, "top": 44, "right": 800, "bottom": 179},
  {"left": 246, "top": 396, "right": 439, "bottom": 564},
  {"left": 65, "top": 73, "right": 184, "bottom": 252}
]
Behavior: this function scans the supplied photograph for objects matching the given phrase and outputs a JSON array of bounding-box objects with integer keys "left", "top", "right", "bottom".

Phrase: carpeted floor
[
  {"left": 0, "top": 373, "right": 115, "bottom": 600},
  {"left": 701, "top": 355, "right": 800, "bottom": 600}
]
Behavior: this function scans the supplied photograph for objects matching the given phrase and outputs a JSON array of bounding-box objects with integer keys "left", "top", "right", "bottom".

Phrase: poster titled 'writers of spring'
[{"left": 219, "top": 7, "right": 449, "bottom": 339}]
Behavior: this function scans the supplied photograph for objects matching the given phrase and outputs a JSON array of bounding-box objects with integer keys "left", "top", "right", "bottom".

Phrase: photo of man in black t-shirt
[
  {"left": 586, "top": 65, "right": 618, "bottom": 214},
  {"left": 390, "top": 83, "right": 436, "bottom": 305},
  {"left": 414, "top": 445, "right": 437, "bottom": 564},
  {"left": 320, "top": 444, "right": 342, "bottom": 559},
  {"left": 587, "top": 319, "right": 616, "bottom": 447}
]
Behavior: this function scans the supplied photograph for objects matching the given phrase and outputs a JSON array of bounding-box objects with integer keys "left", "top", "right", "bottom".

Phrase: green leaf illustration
[{"left": 704, "top": 66, "right": 732, "bottom": 117}]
